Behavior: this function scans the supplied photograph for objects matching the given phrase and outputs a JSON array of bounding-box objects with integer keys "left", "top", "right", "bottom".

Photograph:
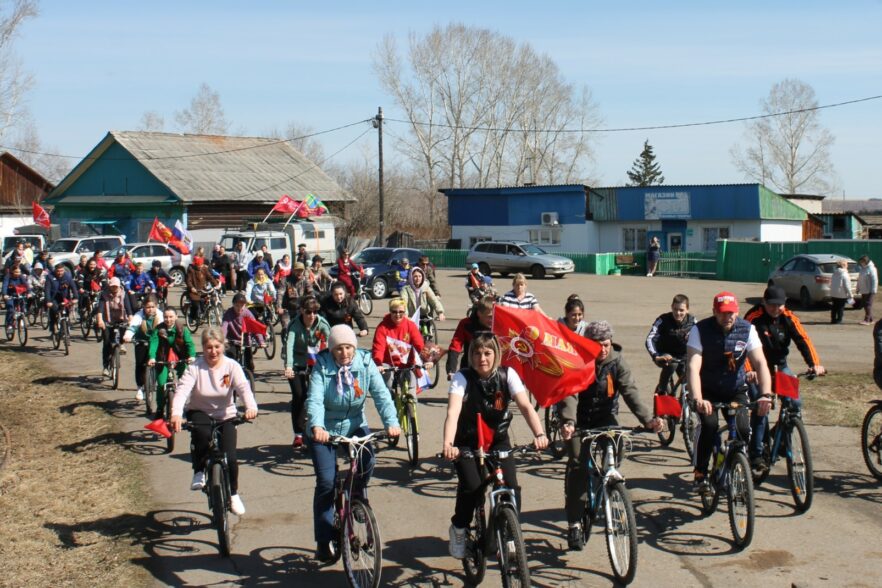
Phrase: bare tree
[
  {"left": 731, "top": 79, "right": 836, "bottom": 194},
  {"left": 265, "top": 121, "right": 326, "bottom": 164},
  {"left": 9, "top": 120, "right": 72, "bottom": 185},
  {"left": 373, "top": 23, "right": 601, "bottom": 225},
  {"left": 138, "top": 110, "right": 165, "bottom": 132},
  {"left": 0, "top": 0, "right": 37, "bottom": 141},
  {"left": 174, "top": 83, "right": 229, "bottom": 135}
]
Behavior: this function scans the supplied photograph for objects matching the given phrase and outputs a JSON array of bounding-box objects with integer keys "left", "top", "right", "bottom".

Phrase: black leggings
[
  {"left": 694, "top": 392, "right": 750, "bottom": 475},
  {"left": 452, "top": 448, "right": 519, "bottom": 529},
  {"left": 187, "top": 410, "right": 240, "bottom": 494},
  {"left": 134, "top": 342, "right": 149, "bottom": 388},
  {"left": 288, "top": 371, "right": 308, "bottom": 436}
]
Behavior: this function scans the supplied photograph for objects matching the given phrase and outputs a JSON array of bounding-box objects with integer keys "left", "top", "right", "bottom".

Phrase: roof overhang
[{"left": 51, "top": 195, "right": 179, "bottom": 206}]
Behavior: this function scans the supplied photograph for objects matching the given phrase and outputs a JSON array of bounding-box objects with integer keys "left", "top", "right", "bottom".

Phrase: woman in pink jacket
[{"left": 171, "top": 326, "right": 258, "bottom": 516}]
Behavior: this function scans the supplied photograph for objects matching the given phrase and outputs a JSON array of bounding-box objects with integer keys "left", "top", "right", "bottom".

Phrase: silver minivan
[{"left": 465, "top": 241, "right": 574, "bottom": 279}]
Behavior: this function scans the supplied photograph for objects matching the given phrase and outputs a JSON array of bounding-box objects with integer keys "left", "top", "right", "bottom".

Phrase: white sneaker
[
  {"left": 230, "top": 494, "right": 246, "bottom": 515},
  {"left": 448, "top": 524, "right": 466, "bottom": 559},
  {"left": 102, "top": 367, "right": 111, "bottom": 378},
  {"left": 135, "top": 387, "right": 144, "bottom": 401},
  {"left": 190, "top": 471, "right": 206, "bottom": 491}
]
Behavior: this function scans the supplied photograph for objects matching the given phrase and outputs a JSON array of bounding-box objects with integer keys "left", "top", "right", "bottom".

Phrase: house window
[
  {"left": 702, "top": 227, "right": 730, "bottom": 251},
  {"left": 622, "top": 228, "right": 647, "bottom": 252},
  {"left": 528, "top": 228, "right": 561, "bottom": 246}
]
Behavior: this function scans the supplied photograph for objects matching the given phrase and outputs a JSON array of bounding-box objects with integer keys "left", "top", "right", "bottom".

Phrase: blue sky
[{"left": 10, "top": 0, "right": 882, "bottom": 196}]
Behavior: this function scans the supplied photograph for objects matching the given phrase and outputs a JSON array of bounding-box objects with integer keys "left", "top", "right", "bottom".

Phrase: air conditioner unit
[{"left": 541, "top": 212, "right": 559, "bottom": 226}]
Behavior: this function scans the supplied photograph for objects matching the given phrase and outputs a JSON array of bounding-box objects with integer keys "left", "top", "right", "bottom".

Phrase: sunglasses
[
  {"left": 390, "top": 310, "right": 406, "bottom": 315},
  {"left": 303, "top": 310, "right": 317, "bottom": 315}
]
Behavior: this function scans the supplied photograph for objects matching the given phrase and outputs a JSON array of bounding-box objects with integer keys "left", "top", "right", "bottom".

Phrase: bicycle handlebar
[
  {"left": 439, "top": 444, "right": 538, "bottom": 461},
  {"left": 329, "top": 431, "right": 391, "bottom": 446},
  {"left": 573, "top": 425, "right": 649, "bottom": 439},
  {"left": 181, "top": 415, "right": 251, "bottom": 431}
]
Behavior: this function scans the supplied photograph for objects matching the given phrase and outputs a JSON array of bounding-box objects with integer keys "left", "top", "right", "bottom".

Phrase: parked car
[
  {"left": 466, "top": 240, "right": 574, "bottom": 279},
  {"left": 768, "top": 254, "right": 859, "bottom": 308},
  {"left": 328, "top": 247, "right": 424, "bottom": 299},
  {"left": 106, "top": 243, "right": 191, "bottom": 286},
  {"left": 47, "top": 235, "right": 126, "bottom": 271}
]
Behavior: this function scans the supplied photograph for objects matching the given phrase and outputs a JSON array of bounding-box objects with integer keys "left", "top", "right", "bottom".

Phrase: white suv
[{"left": 47, "top": 236, "right": 126, "bottom": 271}]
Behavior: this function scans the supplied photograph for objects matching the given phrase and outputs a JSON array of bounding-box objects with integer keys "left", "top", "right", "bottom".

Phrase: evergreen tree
[{"left": 626, "top": 140, "right": 665, "bottom": 186}]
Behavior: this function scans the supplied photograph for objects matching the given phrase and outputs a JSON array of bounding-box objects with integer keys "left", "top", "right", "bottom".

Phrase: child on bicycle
[
  {"left": 645, "top": 294, "right": 695, "bottom": 395},
  {"left": 559, "top": 321, "right": 661, "bottom": 550},
  {"left": 124, "top": 294, "right": 161, "bottom": 403},
  {"left": 221, "top": 293, "right": 265, "bottom": 373},
  {"left": 306, "top": 324, "right": 400, "bottom": 563},
  {"left": 441, "top": 332, "right": 548, "bottom": 559},
  {"left": 148, "top": 307, "right": 196, "bottom": 420},
  {"left": 170, "top": 327, "right": 258, "bottom": 516}
]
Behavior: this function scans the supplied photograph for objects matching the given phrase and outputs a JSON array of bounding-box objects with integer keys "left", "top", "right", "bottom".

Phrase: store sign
[{"left": 645, "top": 191, "right": 691, "bottom": 220}]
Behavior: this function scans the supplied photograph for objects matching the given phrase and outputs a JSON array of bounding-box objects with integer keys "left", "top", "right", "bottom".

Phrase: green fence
[
  {"left": 657, "top": 251, "right": 718, "bottom": 278},
  {"left": 423, "top": 249, "right": 648, "bottom": 275}
]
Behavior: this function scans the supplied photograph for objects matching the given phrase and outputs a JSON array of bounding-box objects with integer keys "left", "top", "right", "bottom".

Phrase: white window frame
[
  {"left": 622, "top": 227, "right": 647, "bottom": 252},
  {"left": 528, "top": 227, "right": 561, "bottom": 246}
]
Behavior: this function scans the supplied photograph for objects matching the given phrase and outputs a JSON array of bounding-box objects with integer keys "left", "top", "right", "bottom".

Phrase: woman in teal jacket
[
  {"left": 306, "top": 324, "right": 400, "bottom": 563},
  {"left": 284, "top": 296, "right": 331, "bottom": 449}
]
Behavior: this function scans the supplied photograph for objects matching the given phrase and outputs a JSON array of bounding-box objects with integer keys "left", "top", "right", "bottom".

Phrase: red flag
[
  {"left": 242, "top": 315, "right": 268, "bottom": 336},
  {"left": 492, "top": 306, "right": 600, "bottom": 408},
  {"left": 145, "top": 418, "right": 172, "bottom": 438},
  {"left": 476, "top": 413, "right": 494, "bottom": 452},
  {"left": 654, "top": 394, "right": 682, "bottom": 418},
  {"left": 32, "top": 201, "right": 50, "bottom": 228},
  {"left": 149, "top": 218, "right": 189, "bottom": 254},
  {"left": 775, "top": 370, "right": 800, "bottom": 399},
  {"left": 167, "top": 347, "right": 179, "bottom": 364},
  {"left": 271, "top": 194, "right": 300, "bottom": 214}
]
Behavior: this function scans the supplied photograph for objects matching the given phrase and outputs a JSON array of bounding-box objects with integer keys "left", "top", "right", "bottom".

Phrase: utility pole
[{"left": 374, "top": 107, "right": 385, "bottom": 246}]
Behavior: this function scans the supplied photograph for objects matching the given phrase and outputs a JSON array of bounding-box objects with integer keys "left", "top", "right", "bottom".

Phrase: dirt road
[{"left": 32, "top": 271, "right": 882, "bottom": 587}]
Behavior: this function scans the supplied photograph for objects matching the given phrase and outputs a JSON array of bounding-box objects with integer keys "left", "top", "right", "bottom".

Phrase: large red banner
[{"left": 492, "top": 306, "right": 600, "bottom": 407}]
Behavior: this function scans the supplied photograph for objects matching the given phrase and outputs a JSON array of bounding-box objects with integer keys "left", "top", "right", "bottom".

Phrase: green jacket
[
  {"left": 286, "top": 314, "right": 331, "bottom": 369},
  {"left": 148, "top": 320, "right": 196, "bottom": 363}
]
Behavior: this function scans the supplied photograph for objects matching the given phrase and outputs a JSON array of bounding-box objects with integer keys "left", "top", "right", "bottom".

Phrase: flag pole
[{"left": 283, "top": 200, "right": 307, "bottom": 229}]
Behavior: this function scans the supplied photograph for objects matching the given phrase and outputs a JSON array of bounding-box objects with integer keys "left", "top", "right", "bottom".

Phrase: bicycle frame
[{"left": 578, "top": 429, "right": 633, "bottom": 523}]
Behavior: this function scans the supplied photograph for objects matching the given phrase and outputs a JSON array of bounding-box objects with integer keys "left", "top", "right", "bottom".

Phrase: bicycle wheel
[
  {"left": 244, "top": 368, "right": 256, "bottom": 394},
  {"left": 388, "top": 390, "right": 403, "bottom": 448},
  {"left": 861, "top": 404, "right": 882, "bottom": 480},
  {"left": 358, "top": 293, "right": 373, "bottom": 316},
  {"left": 545, "top": 407, "right": 566, "bottom": 460},
  {"left": 210, "top": 462, "right": 232, "bottom": 557},
  {"left": 726, "top": 452, "right": 755, "bottom": 550},
  {"left": 463, "top": 510, "right": 487, "bottom": 584},
  {"left": 605, "top": 480, "right": 638, "bottom": 585},
  {"left": 111, "top": 347, "right": 121, "bottom": 390},
  {"left": 209, "top": 304, "right": 223, "bottom": 328},
  {"left": 342, "top": 498, "right": 382, "bottom": 588},
  {"left": 495, "top": 505, "right": 530, "bottom": 588},
  {"left": 52, "top": 322, "right": 61, "bottom": 350},
  {"left": 62, "top": 320, "right": 70, "bottom": 356},
  {"left": 38, "top": 306, "right": 48, "bottom": 330},
  {"left": 17, "top": 317, "right": 27, "bottom": 347},
  {"left": 681, "top": 403, "right": 699, "bottom": 460},
  {"left": 404, "top": 401, "right": 419, "bottom": 467},
  {"left": 786, "top": 418, "right": 814, "bottom": 512},
  {"left": 4, "top": 316, "right": 12, "bottom": 341},
  {"left": 263, "top": 322, "right": 276, "bottom": 360},
  {"left": 657, "top": 416, "right": 676, "bottom": 447},
  {"left": 144, "top": 367, "right": 157, "bottom": 416},
  {"left": 27, "top": 301, "right": 38, "bottom": 327}
]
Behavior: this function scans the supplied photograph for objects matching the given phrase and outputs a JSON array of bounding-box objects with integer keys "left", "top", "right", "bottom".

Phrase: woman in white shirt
[{"left": 171, "top": 326, "right": 258, "bottom": 515}]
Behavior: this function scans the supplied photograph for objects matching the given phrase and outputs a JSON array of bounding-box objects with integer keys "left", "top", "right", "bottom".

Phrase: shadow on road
[
  {"left": 57, "top": 428, "right": 169, "bottom": 456},
  {"left": 814, "top": 468, "right": 882, "bottom": 503}
]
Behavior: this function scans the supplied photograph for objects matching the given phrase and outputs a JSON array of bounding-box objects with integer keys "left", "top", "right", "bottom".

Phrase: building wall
[
  {"left": 0, "top": 155, "right": 52, "bottom": 209},
  {"left": 0, "top": 214, "right": 35, "bottom": 239},
  {"left": 759, "top": 221, "right": 804, "bottom": 242},
  {"left": 452, "top": 222, "right": 596, "bottom": 252},
  {"left": 446, "top": 185, "right": 586, "bottom": 227},
  {"left": 61, "top": 142, "right": 174, "bottom": 198}
]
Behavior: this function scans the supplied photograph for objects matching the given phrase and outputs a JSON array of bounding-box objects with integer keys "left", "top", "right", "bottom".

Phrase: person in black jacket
[
  {"left": 319, "top": 281, "right": 368, "bottom": 336},
  {"left": 645, "top": 294, "right": 696, "bottom": 395},
  {"left": 212, "top": 246, "right": 233, "bottom": 293},
  {"left": 560, "top": 320, "right": 661, "bottom": 550}
]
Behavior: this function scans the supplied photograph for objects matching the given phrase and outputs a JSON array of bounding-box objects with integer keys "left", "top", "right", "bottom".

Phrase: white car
[{"left": 107, "top": 243, "right": 190, "bottom": 286}]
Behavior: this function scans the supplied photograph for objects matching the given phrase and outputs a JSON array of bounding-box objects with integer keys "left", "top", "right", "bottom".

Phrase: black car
[{"left": 329, "top": 247, "right": 423, "bottom": 299}]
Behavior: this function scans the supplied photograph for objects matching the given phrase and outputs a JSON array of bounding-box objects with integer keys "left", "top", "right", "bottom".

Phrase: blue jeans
[
  {"left": 306, "top": 426, "right": 375, "bottom": 544},
  {"left": 748, "top": 366, "right": 802, "bottom": 458}
]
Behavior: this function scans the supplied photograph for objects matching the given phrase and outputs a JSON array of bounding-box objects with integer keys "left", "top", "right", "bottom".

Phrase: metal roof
[
  {"left": 822, "top": 199, "right": 882, "bottom": 214},
  {"left": 52, "top": 131, "right": 353, "bottom": 204}
]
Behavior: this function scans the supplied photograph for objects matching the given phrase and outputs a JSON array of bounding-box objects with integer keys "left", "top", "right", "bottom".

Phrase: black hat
[
  {"left": 763, "top": 286, "right": 787, "bottom": 305},
  {"left": 312, "top": 254, "right": 324, "bottom": 263},
  {"left": 298, "top": 243, "right": 307, "bottom": 248},
  {"left": 233, "top": 292, "right": 247, "bottom": 304}
]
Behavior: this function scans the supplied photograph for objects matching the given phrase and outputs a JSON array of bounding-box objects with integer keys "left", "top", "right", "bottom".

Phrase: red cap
[{"left": 713, "top": 291, "right": 739, "bottom": 313}]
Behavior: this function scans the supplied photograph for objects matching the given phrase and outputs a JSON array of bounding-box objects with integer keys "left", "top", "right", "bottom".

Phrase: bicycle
[
  {"left": 387, "top": 365, "right": 421, "bottom": 466},
  {"left": 26, "top": 287, "right": 45, "bottom": 328},
  {"left": 653, "top": 358, "right": 699, "bottom": 458},
  {"left": 102, "top": 321, "right": 128, "bottom": 390},
  {"left": 352, "top": 272, "right": 373, "bottom": 316},
  {"left": 752, "top": 371, "right": 815, "bottom": 512},
  {"left": 4, "top": 293, "right": 30, "bottom": 346},
  {"left": 49, "top": 299, "right": 73, "bottom": 356},
  {"left": 328, "top": 431, "right": 390, "bottom": 588},
  {"left": 699, "top": 400, "right": 756, "bottom": 550},
  {"left": 543, "top": 404, "right": 567, "bottom": 460},
  {"left": 180, "top": 285, "right": 224, "bottom": 333},
  {"left": 861, "top": 399, "right": 882, "bottom": 480},
  {"left": 182, "top": 415, "right": 250, "bottom": 557},
  {"left": 418, "top": 313, "right": 441, "bottom": 389},
  {"left": 79, "top": 283, "right": 103, "bottom": 341},
  {"left": 570, "top": 426, "right": 644, "bottom": 585},
  {"left": 145, "top": 359, "right": 182, "bottom": 453},
  {"left": 444, "top": 444, "right": 534, "bottom": 587},
  {"left": 248, "top": 301, "right": 277, "bottom": 361},
  {"left": 227, "top": 340, "right": 257, "bottom": 393}
]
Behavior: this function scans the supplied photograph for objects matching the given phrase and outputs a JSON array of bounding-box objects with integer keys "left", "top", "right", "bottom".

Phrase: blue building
[{"left": 443, "top": 183, "right": 808, "bottom": 253}]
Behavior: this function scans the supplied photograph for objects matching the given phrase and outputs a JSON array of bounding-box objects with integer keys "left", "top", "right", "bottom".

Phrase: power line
[
  {"left": 233, "top": 127, "right": 373, "bottom": 200},
  {"left": 0, "top": 118, "right": 373, "bottom": 161},
  {"left": 385, "top": 94, "right": 882, "bottom": 134}
]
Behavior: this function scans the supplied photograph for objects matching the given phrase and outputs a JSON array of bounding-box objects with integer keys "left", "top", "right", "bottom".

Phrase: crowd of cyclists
[{"left": 2, "top": 237, "right": 847, "bottom": 580}]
